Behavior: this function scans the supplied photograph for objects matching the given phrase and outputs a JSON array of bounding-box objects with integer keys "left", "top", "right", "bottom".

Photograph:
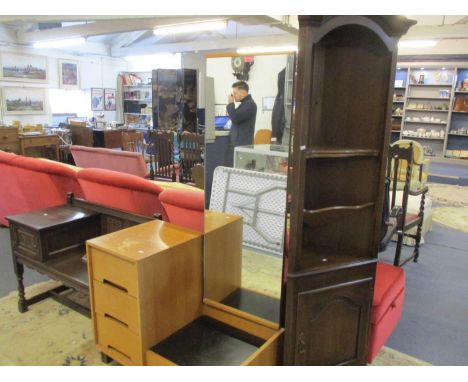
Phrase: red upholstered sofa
[
  {"left": 368, "top": 262, "right": 406, "bottom": 363},
  {"left": 70, "top": 145, "right": 148, "bottom": 178},
  {"left": 158, "top": 188, "right": 204, "bottom": 232},
  {"left": 0, "top": 150, "right": 84, "bottom": 226},
  {"left": 77, "top": 167, "right": 168, "bottom": 221}
]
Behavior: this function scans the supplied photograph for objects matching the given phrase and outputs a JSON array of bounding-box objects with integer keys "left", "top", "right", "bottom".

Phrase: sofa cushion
[
  {"left": 77, "top": 168, "right": 167, "bottom": 220},
  {"left": 159, "top": 189, "right": 204, "bottom": 232},
  {"left": 372, "top": 262, "right": 405, "bottom": 325}
]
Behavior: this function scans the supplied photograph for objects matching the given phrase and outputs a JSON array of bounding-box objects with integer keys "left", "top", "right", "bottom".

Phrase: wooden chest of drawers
[
  {"left": 86, "top": 220, "right": 203, "bottom": 366},
  {"left": 0, "top": 127, "right": 20, "bottom": 154}
]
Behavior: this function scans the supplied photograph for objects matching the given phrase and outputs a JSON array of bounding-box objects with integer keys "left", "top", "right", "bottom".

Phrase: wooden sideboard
[
  {"left": 0, "top": 127, "right": 20, "bottom": 154},
  {"left": 19, "top": 134, "right": 60, "bottom": 161},
  {"left": 6, "top": 195, "right": 153, "bottom": 316}
]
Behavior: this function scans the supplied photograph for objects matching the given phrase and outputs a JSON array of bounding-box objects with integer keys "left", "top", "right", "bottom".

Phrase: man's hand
[{"left": 227, "top": 94, "right": 234, "bottom": 104}]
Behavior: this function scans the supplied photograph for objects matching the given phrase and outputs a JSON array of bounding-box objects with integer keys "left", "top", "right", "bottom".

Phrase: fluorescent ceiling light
[
  {"left": 237, "top": 45, "right": 298, "bottom": 54},
  {"left": 398, "top": 40, "right": 437, "bottom": 48},
  {"left": 154, "top": 20, "right": 227, "bottom": 36},
  {"left": 33, "top": 37, "right": 86, "bottom": 49}
]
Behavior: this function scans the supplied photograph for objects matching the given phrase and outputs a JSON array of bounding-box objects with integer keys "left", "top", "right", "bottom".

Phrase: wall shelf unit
[{"left": 119, "top": 71, "right": 153, "bottom": 129}]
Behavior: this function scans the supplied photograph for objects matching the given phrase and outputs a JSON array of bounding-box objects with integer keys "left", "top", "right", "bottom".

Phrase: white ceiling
[{"left": 0, "top": 15, "right": 467, "bottom": 57}]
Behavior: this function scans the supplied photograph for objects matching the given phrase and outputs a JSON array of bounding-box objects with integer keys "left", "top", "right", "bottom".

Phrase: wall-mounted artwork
[
  {"left": 0, "top": 52, "right": 48, "bottom": 83},
  {"left": 58, "top": 59, "right": 80, "bottom": 89},
  {"left": 2, "top": 87, "right": 47, "bottom": 115},
  {"left": 104, "top": 88, "right": 116, "bottom": 111},
  {"left": 91, "top": 88, "right": 104, "bottom": 111}
]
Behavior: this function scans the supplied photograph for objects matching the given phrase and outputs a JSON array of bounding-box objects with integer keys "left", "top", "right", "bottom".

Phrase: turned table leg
[{"left": 14, "top": 261, "right": 28, "bottom": 313}]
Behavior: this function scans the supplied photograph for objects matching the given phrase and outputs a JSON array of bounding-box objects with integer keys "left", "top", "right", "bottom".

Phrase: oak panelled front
[{"left": 294, "top": 277, "right": 373, "bottom": 365}]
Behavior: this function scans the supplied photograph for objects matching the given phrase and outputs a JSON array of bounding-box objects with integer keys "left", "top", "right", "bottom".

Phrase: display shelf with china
[
  {"left": 119, "top": 71, "right": 152, "bottom": 129},
  {"left": 446, "top": 68, "right": 468, "bottom": 160},
  {"left": 401, "top": 67, "right": 455, "bottom": 157},
  {"left": 391, "top": 67, "right": 408, "bottom": 143}
]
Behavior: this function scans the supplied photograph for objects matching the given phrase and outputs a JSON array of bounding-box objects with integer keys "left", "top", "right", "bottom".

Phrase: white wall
[
  {"left": 182, "top": 52, "right": 207, "bottom": 108},
  {"left": 207, "top": 54, "right": 288, "bottom": 133},
  {"left": 0, "top": 45, "right": 128, "bottom": 126}
]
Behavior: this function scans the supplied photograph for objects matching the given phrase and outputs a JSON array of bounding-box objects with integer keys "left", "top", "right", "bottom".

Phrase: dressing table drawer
[
  {"left": 95, "top": 312, "right": 142, "bottom": 365},
  {"left": 92, "top": 279, "right": 139, "bottom": 333},
  {"left": 88, "top": 247, "right": 138, "bottom": 297}
]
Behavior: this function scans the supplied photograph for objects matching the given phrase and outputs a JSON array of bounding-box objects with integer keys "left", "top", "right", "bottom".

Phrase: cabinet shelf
[
  {"left": 123, "top": 84, "right": 151, "bottom": 87},
  {"left": 392, "top": 100, "right": 405, "bottom": 103},
  {"left": 402, "top": 135, "right": 445, "bottom": 141},
  {"left": 124, "top": 99, "right": 152, "bottom": 102},
  {"left": 394, "top": 87, "right": 406, "bottom": 90},
  {"left": 452, "top": 111, "right": 468, "bottom": 114},
  {"left": 448, "top": 133, "right": 468, "bottom": 137},
  {"left": 408, "top": 84, "right": 452, "bottom": 87},
  {"left": 405, "top": 120, "right": 447, "bottom": 125},
  {"left": 405, "top": 109, "right": 449, "bottom": 113},
  {"left": 305, "top": 148, "right": 380, "bottom": 159},
  {"left": 124, "top": 112, "right": 152, "bottom": 116},
  {"left": 303, "top": 202, "right": 374, "bottom": 218},
  {"left": 392, "top": 115, "right": 403, "bottom": 117},
  {"left": 290, "top": 247, "right": 376, "bottom": 278},
  {"left": 406, "top": 96, "right": 451, "bottom": 101},
  {"left": 454, "top": 91, "right": 468, "bottom": 94},
  {"left": 391, "top": 130, "right": 401, "bottom": 133}
]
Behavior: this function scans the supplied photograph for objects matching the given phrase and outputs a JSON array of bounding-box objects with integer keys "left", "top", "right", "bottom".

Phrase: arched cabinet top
[{"left": 298, "top": 15, "right": 416, "bottom": 52}]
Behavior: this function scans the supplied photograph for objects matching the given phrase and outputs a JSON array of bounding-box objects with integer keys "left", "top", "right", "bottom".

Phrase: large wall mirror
[{"left": 203, "top": 52, "right": 296, "bottom": 326}]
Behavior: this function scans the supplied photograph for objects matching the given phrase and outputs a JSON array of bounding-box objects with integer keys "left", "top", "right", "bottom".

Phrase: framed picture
[
  {"left": 2, "top": 87, "right": 47, "bottom": 115},
  {"left": 58, "top": 59, "right": 80, "bottom": 89},
  {"left": 104, "top": 88, "right": 116, "bottom": 111},
  {"left": 0, "top": 52, "right": 48, "bottom": 83},
  {"left": 91, "top": 88, "right": 104, "bottom": 111}
]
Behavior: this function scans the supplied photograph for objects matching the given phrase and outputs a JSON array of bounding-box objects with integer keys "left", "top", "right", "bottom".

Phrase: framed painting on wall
[
  {"left": 2, "top": 87, "right": 47, "bottom": 115},
  {"left": 0, "top": 52, "right": 48, "bottom": 83},
  {"left": 58, "top": 59, "right": 80, "bottom": 89},
  {"left": 104, "top": 88, "right": 116, "bottom": 111},
  {"left": 91, "top": 88, "right": 104, "bottom": 111}
]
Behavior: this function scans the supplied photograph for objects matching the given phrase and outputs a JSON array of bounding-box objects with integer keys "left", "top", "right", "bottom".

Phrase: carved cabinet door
[{"left": 293, "top": 278, "right": 374, "bottom": 365}]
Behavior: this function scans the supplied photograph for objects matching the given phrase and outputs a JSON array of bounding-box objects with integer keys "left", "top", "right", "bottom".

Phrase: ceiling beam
[
  {"left": 110, "top": 30, "right": 148, "bottom": 50},
  {"left": 403, "top": 24, "right": 468, "bottom": 40},
  {"left": 235, "top": 15, "right": 299, "bottom": 35},
  {"left": 111, "top": 33, "right": 298, "bottom": 57},
  {"left": 0, "top": 15, "right": 157, "bottom": 23},
  {"left": 17, "top": 16, "right": 230, "bottom": 44}
]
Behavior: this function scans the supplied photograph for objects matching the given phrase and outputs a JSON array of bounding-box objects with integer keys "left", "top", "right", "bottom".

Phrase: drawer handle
[
  {"left": 104, "top": 313, "right": 129, "bottom": 328},
  {"left": 107, "top": 345, "right": 131, "bottom": 361},
  {"left": 103, "top": 279, "right": 128, "bottom": 293}
]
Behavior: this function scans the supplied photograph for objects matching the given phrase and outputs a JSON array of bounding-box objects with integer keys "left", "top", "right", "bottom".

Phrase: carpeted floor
[{"left": 0, "top": 280, "right": 430, "bottom": 366}]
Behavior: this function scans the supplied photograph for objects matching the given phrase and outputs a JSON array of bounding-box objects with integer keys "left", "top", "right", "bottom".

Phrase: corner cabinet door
[{"left": 293, "top": 278, "right": 373, "bottom": 365}]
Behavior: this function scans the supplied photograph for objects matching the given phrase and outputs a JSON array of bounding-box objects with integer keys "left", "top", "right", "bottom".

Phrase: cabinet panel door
[{"left": 294, "top": 278, "right": 373, "bottom": 365}]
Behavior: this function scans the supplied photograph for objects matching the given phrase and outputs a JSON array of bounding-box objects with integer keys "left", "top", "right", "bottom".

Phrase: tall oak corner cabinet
[{"left": 282, "top": 16, "right": 415, "bottom": 365}]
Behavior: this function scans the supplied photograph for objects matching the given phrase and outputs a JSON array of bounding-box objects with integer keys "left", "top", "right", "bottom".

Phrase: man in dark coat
[{"left": 225, "top": 81, "right": 257, "bottom": 167}]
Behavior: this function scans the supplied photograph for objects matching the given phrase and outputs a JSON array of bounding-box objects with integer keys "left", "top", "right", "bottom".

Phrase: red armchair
[
  {"left": 368, "top": 262, "right": 406, "bottom": 363},
  {"left": 158, "top": 188, "right": 204, "bottom": 232},
  {"left": 77, "top": 168, "right": 167, "bottom": 220}
]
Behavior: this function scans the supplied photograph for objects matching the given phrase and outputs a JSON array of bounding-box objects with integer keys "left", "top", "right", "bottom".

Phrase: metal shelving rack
[{"left": 400, "top": 66, "right": 455, "bottom": 158}]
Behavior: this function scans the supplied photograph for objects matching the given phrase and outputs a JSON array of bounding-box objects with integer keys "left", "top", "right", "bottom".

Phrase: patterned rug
[
  {"left": 427, "top": 183, "right": 468, "bottom": 232},
  {"left": 0, "top": 280, "right": 431, "bottom": 366},
  {"left": 427, "top": 183, "right": 468, "bottom": 207}
]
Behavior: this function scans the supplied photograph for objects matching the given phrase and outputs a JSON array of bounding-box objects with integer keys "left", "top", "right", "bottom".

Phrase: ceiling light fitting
[
  {"left": 398, "top": 40, "right": 437, "bottom": 48},
  {"left": 236, "top": 45, "right": 298, "bottom": 54},
  {"left": 154, "top": 20, "right": 227, "bottom": 36},
  {"left": 33, "top": 37, "right": 86, "bottom": 49}
]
